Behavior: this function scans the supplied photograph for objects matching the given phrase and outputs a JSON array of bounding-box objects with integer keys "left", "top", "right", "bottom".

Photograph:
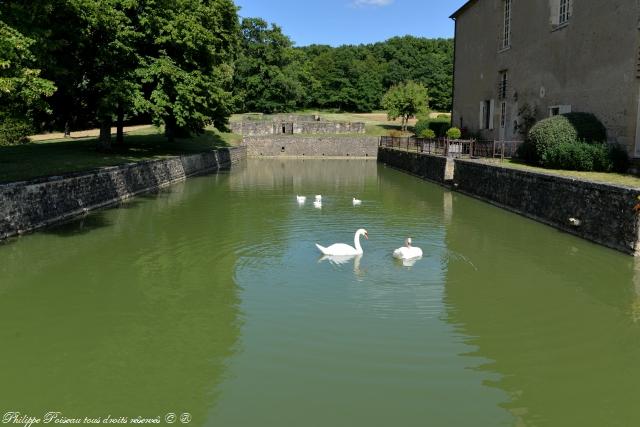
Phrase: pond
[{"left": 1, "top": 159, "right": 639, "bottom": 426}]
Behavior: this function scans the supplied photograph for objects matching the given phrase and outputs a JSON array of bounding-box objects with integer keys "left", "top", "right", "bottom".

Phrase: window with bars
[
  {"left": 500, "top": 102, "right": 507, "bottom": 129},
  {"left": 502, "top": 0, "right": 512, "bottom": 49},
  {"left": 559, "top": 0, "right": 570, "bottom": 25},
  {"left": 498, "top": 71, "right": 508, "bottom": 100}
]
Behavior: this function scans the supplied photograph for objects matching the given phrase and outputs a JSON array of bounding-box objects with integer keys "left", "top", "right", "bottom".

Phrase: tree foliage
[
  {"left": 382, "top": 81, "right": 428, "bottom": 131},
  {"left": 0, "top": 20, "right": 56, "bottom": 144}
]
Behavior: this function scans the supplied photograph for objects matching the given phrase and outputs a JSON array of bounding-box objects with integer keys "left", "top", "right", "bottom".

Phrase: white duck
[
  {"left": 393, "top": 237, "right": 423, "bottom": 260},
  {"left": 315, "top": 195, "right": 322, "bottom": 202},
  {"left": 296, "top": 195, "right": 306, "bottom": 204},
  {"left": 316, "top": 228, "right": 368, "bottom": 256},
  {"left": 313, "top": 200, "right": 322, "bottom": 209},
  {"left": 352, "top": 197, "right": 362, "bottom": 206}
]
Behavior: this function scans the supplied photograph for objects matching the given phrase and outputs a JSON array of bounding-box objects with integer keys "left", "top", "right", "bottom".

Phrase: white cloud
[{"left": 351, "top": 0, "right": 394, "bottom": 7}]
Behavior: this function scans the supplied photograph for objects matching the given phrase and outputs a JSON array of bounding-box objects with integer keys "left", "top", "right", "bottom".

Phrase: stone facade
[
  {"left": 243, "top": 136, "right": 379, "bottom": 158},
  {"left": 0, "top": 147, "right": 246, "bottom": 240},
  {"left": 377, "top": 147, "right": 454, "bottom": 183},
  {"left": 451, "top": 0, "right": 640, "bottom": 155}
]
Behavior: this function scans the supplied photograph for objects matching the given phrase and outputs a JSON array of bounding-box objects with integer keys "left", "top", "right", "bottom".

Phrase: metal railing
[{"left": 379, "top": 136, "right": 522, "bottom": 160}]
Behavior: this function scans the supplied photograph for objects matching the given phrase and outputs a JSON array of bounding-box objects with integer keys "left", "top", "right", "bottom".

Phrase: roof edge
[{"left": 449, "top": 0, "right": 478, "bottom": 19}]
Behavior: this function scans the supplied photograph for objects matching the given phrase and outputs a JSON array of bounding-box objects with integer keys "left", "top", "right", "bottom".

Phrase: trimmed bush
[
  {"left": 0, "top": 117, "right": 32, "bottom": 146},
  {"left": 528, "top": 112, "right": 607, "bottom": 162},
  {"left": 541, "top": 141, "right": 629, "bottom": 172},
  {"left": 446, "top": 127, "right": 462, "bottom": 139},
  {"left": 418, "top": 128, "right": 435, "bottom": 139},
  {"left": 414, "top": 118, "right": 450, "bottom": 138}
]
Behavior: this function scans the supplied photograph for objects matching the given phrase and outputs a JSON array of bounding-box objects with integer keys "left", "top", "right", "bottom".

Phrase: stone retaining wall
[
  {"left": 243, "top": 136, "right": 379, "bottom": 157},
  {"left": 376, "top": 147, "right": 640, "bottom": 255},
  {"left": 231, "top": 121, "right": 365, "bottom": 136},
  {"left": 377, "top": 147, "right": 454, "bottom": 183},
  {"left": 453, "top": 160, "right": 640, "bottom": 255},
  {"left": 0, "top": 146, "right": 246, "bottom": 240}
]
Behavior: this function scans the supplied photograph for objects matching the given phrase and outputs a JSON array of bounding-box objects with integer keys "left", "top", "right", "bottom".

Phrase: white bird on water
[
  {"left": 316, "top": 228, "right": 368, "bottom": 256},
  {"left": 393, "top": 237, "right": 423, "bottom": 260},
  {"left": 352, "top": 197, "right": 362, "bottom": 206},
  {"left": 313, "top": 200, "right": 322, "bottom": 209},
  {"left": 296, "top": 195, "right": 306, "bottom": 204},
  {"left": 315, "top": 195, "right": 322, "bottom": 202}
]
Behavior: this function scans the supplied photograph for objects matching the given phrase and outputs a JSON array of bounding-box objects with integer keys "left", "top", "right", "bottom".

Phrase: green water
[{"left": 1, "top": 159, "right": 639, "bottom": 427}]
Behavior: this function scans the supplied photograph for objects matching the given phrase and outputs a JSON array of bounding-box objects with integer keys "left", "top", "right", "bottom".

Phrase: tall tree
[
  {"left": 381, "top": 81, "right": 429, "bottom": 132},
  {"left": 0, "top": 20, "right": 56, "bottom": 144},
  {"left": 136, "top": 0, "right": 239, "bottom": 141},
  {"left": 234, "top": 17, "right": 308, "bottom": 113}
]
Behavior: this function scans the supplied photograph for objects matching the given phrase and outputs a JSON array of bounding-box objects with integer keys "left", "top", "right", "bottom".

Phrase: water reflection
[
  {"left": 0, "top": 175, "right": 241, "bottom": 423},
  {"left": 443, "top": 190, "right": 640, "bottom": 426}
]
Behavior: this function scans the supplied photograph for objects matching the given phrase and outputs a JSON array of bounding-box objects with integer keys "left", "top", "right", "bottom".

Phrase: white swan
[
  {"left": 296, "top": 195, "right": 306, "bottom": 204},
  {"left": 393, "top": 237, "right": 423, "bottom": 260},
  {"left": 313, "top": 200, "right": 322, "bottom": 209},
  {"left": 315, "top": 195, "right": 322, "bottom": 202},
  {"left": 316, "top": 228, "right": 368, "bottom": 256},
  {"left": 352, "top": 197, "right": 362, "bottom": 206}
]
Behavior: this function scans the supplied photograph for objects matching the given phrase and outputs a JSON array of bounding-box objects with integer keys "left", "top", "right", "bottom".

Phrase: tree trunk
[
  {"left": 98, "top": 117, "right": 112, "bottom": 151},
  {"left": 116, "top": 103, "right": 124, "bottom": 145},
  {"left": 165, "top": 115, "right": 176, "bottom": 143}
]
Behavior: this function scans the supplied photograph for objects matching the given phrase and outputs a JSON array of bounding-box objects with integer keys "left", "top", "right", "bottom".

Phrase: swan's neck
[{"left": 354, "top": 232, "right": 363, "bottom": 253}]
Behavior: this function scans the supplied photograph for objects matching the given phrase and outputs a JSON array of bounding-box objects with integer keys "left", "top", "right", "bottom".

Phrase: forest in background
[{"left": 0, "top": 1, "right": 453, "bottom": 147}]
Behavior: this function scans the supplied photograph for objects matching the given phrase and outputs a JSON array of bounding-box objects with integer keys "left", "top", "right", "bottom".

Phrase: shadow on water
[
  {"left": 43, "top": 211, "right": 112, "bottom": 237},
  {"left": 442, "top": 190, "right": 640, "bottom": 426}
]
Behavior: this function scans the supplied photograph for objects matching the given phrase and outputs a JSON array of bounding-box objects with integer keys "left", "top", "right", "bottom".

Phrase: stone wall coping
[
  {"left": 455, "top": 158, "right": 640, "bottom": 194},
  {"left": 0, "top": 147, "right": 244, "bottom": 189}
]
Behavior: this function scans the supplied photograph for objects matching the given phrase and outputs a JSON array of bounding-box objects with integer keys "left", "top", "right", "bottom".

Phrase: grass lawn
[
  {"left": 0, "top": 126, "right": 241, "bottom": 183},
  {"left": 478, "top": 158, "right": 640, "bottom": 188}
]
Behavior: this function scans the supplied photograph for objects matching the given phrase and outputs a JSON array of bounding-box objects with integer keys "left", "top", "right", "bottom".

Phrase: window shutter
[
  {"left": 489, "top": 99, "right": 495, "bottom": 130},
  {"left": 479, "top": 102, "right": 485, "bottom": 129},
  {"left": 567, "top": 0, "right": 573, "bottom": 20},
  {"left": 549, "top": 0, "right": 559, "bottom": 25},
  {"left": 559, "top": 105, "right": 572, "bottom": 114}
]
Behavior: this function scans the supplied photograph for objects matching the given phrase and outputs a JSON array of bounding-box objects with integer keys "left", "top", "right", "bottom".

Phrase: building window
[
  {"left": 500, "top": 102, "right": 507, "bottom": 128},
  {"left": 559, "top": 0, "right": 570, "bottom": 25},
  {"left": 549, "top": 105, "right": 572, "bottom": 117},
  {"left": 502, "top": 0, "right": 512, "bottom": 49},
  {"left": 498, "top": 71, "right": 508, "bottom": 100}
]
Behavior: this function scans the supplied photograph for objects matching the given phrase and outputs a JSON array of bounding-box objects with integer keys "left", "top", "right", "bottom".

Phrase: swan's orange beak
[{"left": 364, "top": 232, "right": 369, "bottom": 239}]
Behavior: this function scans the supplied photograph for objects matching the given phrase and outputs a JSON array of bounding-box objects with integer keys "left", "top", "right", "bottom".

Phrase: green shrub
[
  {"left": 446, "top": 127, "right": 462, "bottom": 139},
  {"left": 0, "top": 116, "right": 32, "bottom": 146},
  {"left": 437, "top": 114, "right": 450, "bottom": 119},
  {"left": 418, "top": 128, "right": 436, "bottom": 139},
  {"left": 516, "top": 140, "right": 538, "bottom": 162},
  {"left": 540, "top": 141, "right": 629, "bottom": 172},
  {"left": 528, "top": 113, "right": 607, "bottom": 162},
  {"left": 607, "top": 144, "right": 630, "bottom": 173},
  {"left": 414, "top": 118, "right": 449, "bottom": 138}
]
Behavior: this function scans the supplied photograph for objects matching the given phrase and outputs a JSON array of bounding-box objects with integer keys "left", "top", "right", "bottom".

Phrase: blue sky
[{"left": 234, "top": 0, "right": 469, "bottom": 46}]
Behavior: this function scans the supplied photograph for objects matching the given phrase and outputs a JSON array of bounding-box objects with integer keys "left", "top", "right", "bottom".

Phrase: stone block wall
[
  {"left": 453, "top": 159, "right": 640, "bottom": 255},
  {"left": 231, "top": 120, "right": 366, "bottom": 136},
  {"left": 243, "top": 136, "right": 379, "bottom": 157},
  {"left": 0, "top": 146, "right": 246, "bottom": 240},
  {"left": 377, "top": 147, "right": 454, "bottom": 183}
]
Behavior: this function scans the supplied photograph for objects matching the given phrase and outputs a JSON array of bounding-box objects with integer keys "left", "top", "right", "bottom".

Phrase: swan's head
[
  {"left": 406, "top": 237, "right": 412, "bottom": 247},
  {"left": 357, "top": 228, "right": 368, "bottom": 239}
]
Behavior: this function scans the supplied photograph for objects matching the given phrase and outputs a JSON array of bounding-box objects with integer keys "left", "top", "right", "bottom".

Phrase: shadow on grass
[{"left": 0, "top": 129, "right": 230, "bottom": 183}]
